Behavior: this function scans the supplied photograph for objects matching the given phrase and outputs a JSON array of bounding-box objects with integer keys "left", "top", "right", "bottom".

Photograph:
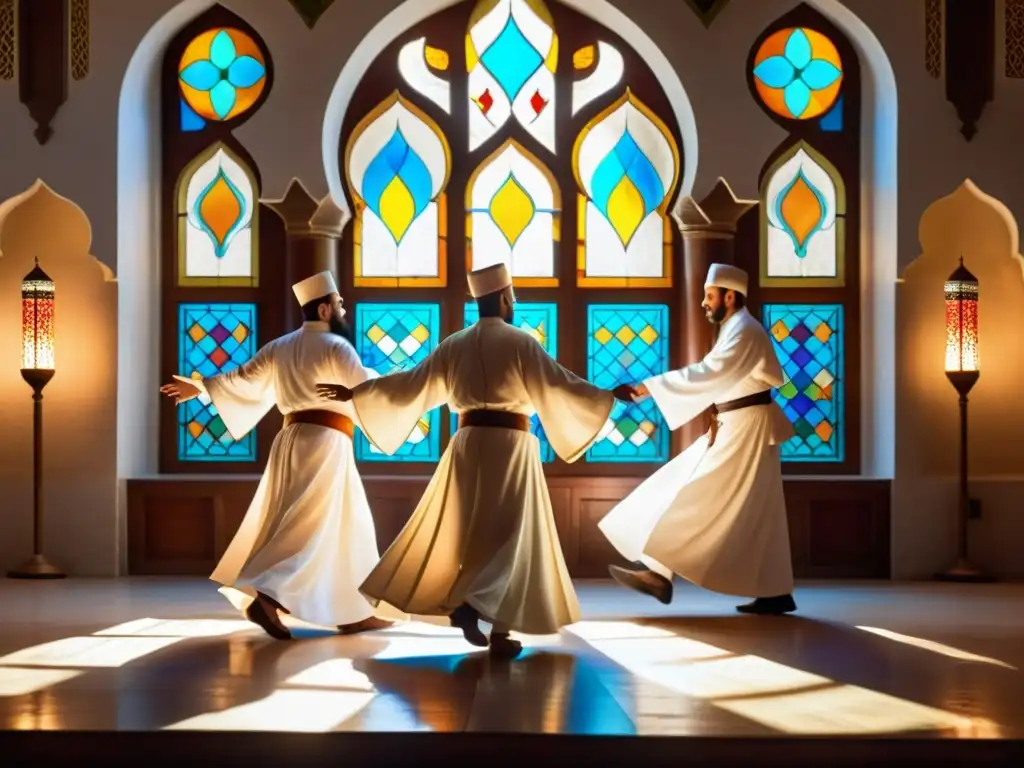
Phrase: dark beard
[
  {"left": 707, "top": 305, "right": 727, "bottom": 324},
  {"left": 329, "top": 315, "right": 356, "bottom": 346}
]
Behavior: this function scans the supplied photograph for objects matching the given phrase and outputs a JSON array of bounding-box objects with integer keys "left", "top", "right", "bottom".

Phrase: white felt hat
[
  {"left": 292, "top": 270, "right": 338, "bottom": 306},
  {"left": 467, "top": 263, "right": 513, "bottom": 298},
  {"left": 705, "top": 263, "right": 749, "bottom": 296}
]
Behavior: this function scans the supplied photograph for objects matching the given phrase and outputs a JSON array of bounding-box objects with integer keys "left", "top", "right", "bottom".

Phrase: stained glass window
[
  {"left": 760, "top": 142, "right": 845, "bottom": 287},
  {"left": 177, "top": 143, "right": 258, "bottom": 287},
  {"left": 571, "top": 42, "right": 624, "bottom": 116},
  {"left": 178, "top": 28, "right": 267, "bottom": 131},
  {"left": 467, "top": 139, "right": 560, "bottom": 286},
  {"left": 452, "top": 302, "right": 558, "bottom": 462},
  {"left": 398, "top": 37, "right": 451, "bottom": 114},
  {"left": 345, "top": 92, "right": 451, "bottom": 287},
  {"left": 354, "top": 303, "right": 441, "bottom": 462},
  {"left": 573, "top": 90, "right": 679, "bottom": 287},
  {"left": 586, "top": 304, "right": 670, "bottom": 462},
  {"left": 752, "top": 27, "right": 843, "bottom": 121},
  {"left": 466, "top": 0, "right": 557, "bottom": 151},
  {"left": 177, "top": 303, "right": 258, "bottom": 462},
  {"left": 763, "top": 304, "right": 844, "bottom": 462}
]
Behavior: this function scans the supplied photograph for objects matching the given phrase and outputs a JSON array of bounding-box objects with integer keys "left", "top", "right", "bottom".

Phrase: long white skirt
[
  {"left": 359, "top": 425, "right": 579, "bottom": 635},
  {"left": 212, "top": 423, "right": 380, "bottom": 627},
  {"left": 599, "top": 407, "right": 794, "bottom": 598}
]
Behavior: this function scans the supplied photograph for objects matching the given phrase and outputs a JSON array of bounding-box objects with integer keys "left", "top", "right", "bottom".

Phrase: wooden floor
[{"left": 0, "top": 577, "right": 1022, "bottom": 764}]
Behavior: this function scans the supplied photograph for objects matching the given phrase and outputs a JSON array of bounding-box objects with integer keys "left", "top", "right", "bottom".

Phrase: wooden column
[
  {"left": 264, "top": 179, "right": 348, "bottom": 329},
  {"left": 671, "top": 178, "right": 756, "bottom": 453}
]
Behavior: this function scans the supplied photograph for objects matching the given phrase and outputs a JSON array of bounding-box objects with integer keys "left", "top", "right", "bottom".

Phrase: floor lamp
[
  {"left": 935, "top": 256, "right": 992, "bottom": 583},
  {"left": 8, "top": 258, "right": 66, "bottom": 580}
]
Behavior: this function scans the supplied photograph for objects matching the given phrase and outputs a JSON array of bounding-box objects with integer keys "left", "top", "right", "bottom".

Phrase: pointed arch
[
  {"left": 344, "top": 90, "right": 452, "bottom": 287},
  {"left": 465, "top": 137, "right": 561, "bottom": 286},
  {"left": 759, "top": 140, "right": 846, "bottom": 288},
  {"left": 175, "top": 141, "right": 260, "bottom": 287},
  {"left": 572, "top": 88, "right": 680, "bottom": 288}
]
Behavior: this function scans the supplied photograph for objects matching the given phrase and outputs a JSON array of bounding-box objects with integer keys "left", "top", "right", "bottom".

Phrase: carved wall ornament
[
  {"left": 287, "top": 0, "right": 336, "bottom": 30},
  {"left": 682, "top": 0, "right": 731, "bottom": 29}
]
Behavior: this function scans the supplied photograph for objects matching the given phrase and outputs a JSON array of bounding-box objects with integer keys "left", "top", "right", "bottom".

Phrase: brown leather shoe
[
  {"left": 337, "top": 616, "right": 394, "bottom": 635},
  {"left": 488, "top": 632, "right": 523, "bottom": 660},
  {"left": 608, "top": 564, "right": 673, "bottom": 605},
  {"left": 245, "top": 594, "right": 292, "bottom": 640},
  {"left": 449, "top": 603, "right": 489, "bottom": 647}
]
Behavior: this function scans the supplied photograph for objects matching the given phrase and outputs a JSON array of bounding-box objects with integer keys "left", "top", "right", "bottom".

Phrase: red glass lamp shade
[
  {"left": 21, "top": 259, "right": 55, "bottom": 372},
  {"left": 944, "top": 258, "right": 978, "bottom": 375}
]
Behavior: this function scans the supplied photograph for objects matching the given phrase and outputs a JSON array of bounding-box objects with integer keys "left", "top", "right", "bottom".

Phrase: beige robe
[
  {"left": 351, "top": 317, "right": 615, "bottom": 635},
  {"left": 598, "top": 307, "right": 797, "bottom": 598},
  {"left": 199, "top": 321, "right": 382, "bottom": 626}
]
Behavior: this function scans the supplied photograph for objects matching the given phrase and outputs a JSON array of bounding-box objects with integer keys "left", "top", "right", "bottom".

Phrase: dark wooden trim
[
  {"left": 945, "top": 0, "right": 995, "bottom": 140},
  {"left": 159, "top": 5, "right": 283, "bottom": 476},
  {"left": 741, "top": 4, "right": 862, "bottom": 475},
  {"left": 17, "top": 0, "right": 67, "bottom": 144},
  {"left": 287, "top": 0, "right": 336, "bottom": 30},
  {"left": 126, "top": 476, "right": 891, "bottom": 580}
]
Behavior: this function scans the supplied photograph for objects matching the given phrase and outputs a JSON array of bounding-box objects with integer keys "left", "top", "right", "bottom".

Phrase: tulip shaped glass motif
[
  {"left": 752, "top": 27, "right": 843, "bottom": 121},
  {"left": 178, "top": 28, "right": 267, "bottom": 130},
  {"left": 346, "top": 93, "right": 451, "bottom": 286}
]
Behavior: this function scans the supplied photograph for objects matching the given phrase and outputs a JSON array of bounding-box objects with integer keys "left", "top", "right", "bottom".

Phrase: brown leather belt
[
  {"left": 707, "top": 390, "right": 774, "bottom": 447},
  {"left": 457, "top": 408, "right": 531, "bottom": 433},
  {"left": 284, "top": 409, "right": 355, "bottom": 439}
]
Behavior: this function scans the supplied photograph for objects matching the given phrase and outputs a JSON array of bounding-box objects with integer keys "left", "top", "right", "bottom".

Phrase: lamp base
[
  {"left": 7, "top": 553, "right": 67, "bottom": 580},
  {"left": 934, "top": 558, "right": 996, "bottom": 584}
]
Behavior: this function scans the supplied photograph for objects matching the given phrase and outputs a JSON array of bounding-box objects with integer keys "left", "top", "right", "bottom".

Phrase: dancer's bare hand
[
  {"left": 160, "top": 376, "right": 201, "bottom": 404},
  {"left": 317, "top": 383, "right": 353, "bottom": 402}
]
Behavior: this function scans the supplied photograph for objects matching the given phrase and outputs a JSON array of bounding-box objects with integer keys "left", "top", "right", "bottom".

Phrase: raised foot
[
  {"left": 338, "top": 616, "right": 394, "bottom": 635},
  {"left": 608, "top": 564, "right": 673, "bottom": 605},
  {"left": 736, "top": 594, "right": 797, "bottom": 615},
  {"left": 450, "top": 603, "right": 489, "bottom": 647},
  {"left": 488, "top": 633, "right": 523, "bottom": 660},
  {"left": 245, "top": 595, "right": 292, "bottom": 640}
]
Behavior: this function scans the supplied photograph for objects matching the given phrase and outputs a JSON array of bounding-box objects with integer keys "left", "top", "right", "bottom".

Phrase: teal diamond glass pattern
[
  {"left": 451, "top": 302, "right": 558, "bottom": 462},
  {"left": 763, "top": 303, "right": 844, "bottom": 462},
  {"left": 586, "top": 304, "right": 670, "bottom": 463},
  {"left": 354, "top": 303, "right": 441, "bottom": 462},
  {"left": 177, "top": 303, "right": 258, "bottom": 462},
  {"left": 480, "top": 16, "right": 544, "bottom": 101}
]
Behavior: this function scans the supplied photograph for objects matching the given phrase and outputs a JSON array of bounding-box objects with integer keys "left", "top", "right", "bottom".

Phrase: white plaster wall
[{"left": 0, "top": 0, "right": 1020, "bottom": 577}]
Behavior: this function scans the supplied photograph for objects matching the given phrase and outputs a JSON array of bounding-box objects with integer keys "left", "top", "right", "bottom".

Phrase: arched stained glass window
[
  {"left": 339, "top": 0, "right": 685, "bottom": 471},
  {"left": 345, "top": 91, "right": 451, "bottom": 287},
  {"left": 741, "top": 4, "right": 862, "bottom": 473},
  {"left": 466, "top": 138, "right": 560, "bottom": 285},
  {"left": 160, "top": 7, "right": 282, "bottom": 474}
]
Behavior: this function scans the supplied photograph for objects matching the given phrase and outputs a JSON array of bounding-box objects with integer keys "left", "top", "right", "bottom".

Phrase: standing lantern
[
  {"left": 8, "top": 258, "right": 66, "bottom": 579},
  {"left": 935, "top": 256, "right": 991, "bottom": 582}
]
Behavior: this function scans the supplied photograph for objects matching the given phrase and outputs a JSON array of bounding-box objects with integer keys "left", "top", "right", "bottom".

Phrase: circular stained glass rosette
[
  {"left": 178, "top": 28, "right": 267, "bottom": 123},
  {"left": 752, "top": 27, "right": 843, "bottom": 121}
]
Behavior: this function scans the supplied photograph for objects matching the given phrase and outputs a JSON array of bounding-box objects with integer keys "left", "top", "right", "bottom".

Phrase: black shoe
[
  {"left": 736, "top": 594, "right": 797, "bottom": 615},
  {"left": 450, "top": 603, "right": 489, "bottom": 647},
  {"left": 608, "top": 564, "right": 673, "bottom": 605}
]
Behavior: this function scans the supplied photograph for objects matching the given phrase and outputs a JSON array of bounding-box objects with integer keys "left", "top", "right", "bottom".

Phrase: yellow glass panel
[
  {"left": 410, "top": 324, "right": 430, "bottom": 343},
  {"left": 232, "top": 324, "right": 249, "bottom": 343},
  {"left": 489, "top": 175, "right": 536, "bottom": 246},
  {"left": 638, "top": 325, "right": 659, "bottom": 345},
  {"left": 366, "top": 324, "right": 386, "bottom": 344},
  {"left": 606, "top": 176, "right": 646, "bottom": 246},
  {"left": 424, "top": 45, "right": 450, "bottom": 71},
  {"left": 594, "top": 326, "right": 613, "bottom": 345},
  {"left": 378, "top": 177, "right": 417, "bottom": 243},
  {"left": 615, "top": 325, "right": 636, "bottom": 345},
  {"left": 573, "top": 45, "right": 595, "bottom": 69},
  {"left": 188, "top": 323, "right": 206, "bottom": 343},
  {"left": 197, "top": 175, "right": 242, "bottom": 251}
]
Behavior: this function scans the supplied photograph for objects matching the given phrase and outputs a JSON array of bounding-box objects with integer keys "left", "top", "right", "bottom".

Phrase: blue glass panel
[
  {"left": 354, "top": 303, "right": 441, "bottom": 462},
  {"left": 585, "top": 305, "right": 670, "bottom": 463},
  {"left": 452, "top": 303, "right": 558, "bottom": 463},
  {"left": 177, "top": 303, "right": 258, "bottom": 462},
  {"left": 819, "top": 95, "right": 844, "bottom": 132},
  {"left": 479, "top": 17, "right": 543, "bottom": 100},
  {"left": 179, "top": 98, "right": 206, "bottom": 132},
  {"left": 763, "top": 304, "right": 844, "bottom": 462}
]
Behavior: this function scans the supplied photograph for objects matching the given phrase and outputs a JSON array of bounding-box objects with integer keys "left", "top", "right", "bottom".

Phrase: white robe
[
  {"left": 598, "top": 307, "right": 797, "bottom": 598},
  {"left": 351, "top": 317, "right": 615, "bottom": 635},
  {"left": 200, "top": 321, "right": 382, "bottom": 627}
]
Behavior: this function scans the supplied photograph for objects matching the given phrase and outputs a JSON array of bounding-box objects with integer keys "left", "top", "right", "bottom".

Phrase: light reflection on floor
[{"left": 0, "top": 578, "right": 1020, "bottom": 737}]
